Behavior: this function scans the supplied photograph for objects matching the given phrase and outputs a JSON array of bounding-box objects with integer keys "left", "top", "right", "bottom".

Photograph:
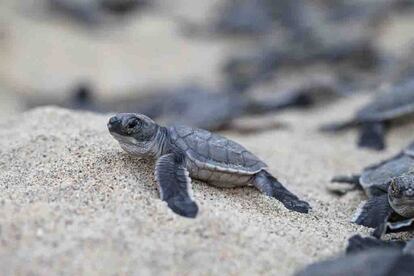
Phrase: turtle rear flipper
[
  {"left": 253, "top": 170, "right": 311, "bottom": 214},
  {"left": 358, "top": 122, "right": 386, "bottom": 150},
  {"left": 352, "top": 194, "right": 393, "bottom": 228},
  {"left": 155, "top": 153, "right": 198, "bottom": 218}
]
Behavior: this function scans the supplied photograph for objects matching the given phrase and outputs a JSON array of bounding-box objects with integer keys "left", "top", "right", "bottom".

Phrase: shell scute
[{"left": 169, "top": 125, "right": 266, "bottom": 173}]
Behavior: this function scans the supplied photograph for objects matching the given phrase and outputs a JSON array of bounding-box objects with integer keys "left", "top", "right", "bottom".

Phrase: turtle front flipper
[
  {"left": 358, "top": 122, "right": 386, "bottom": 150},
  {"left": 352, "top": 194, "right": 393, "bottom": 228},
  {"left": 253, "top": 170, "right": 311, "bottom": 214},
  {"left": 155, "top": 153, "right": 198, "bottom": 218}
]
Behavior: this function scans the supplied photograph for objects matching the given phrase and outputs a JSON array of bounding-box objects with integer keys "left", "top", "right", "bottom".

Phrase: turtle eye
[
  {"left": 390, "top": 180, "right": 399, "bottom": 194},
  {"left": 127, "top": 118, "right": 139, "bottom": 129}
]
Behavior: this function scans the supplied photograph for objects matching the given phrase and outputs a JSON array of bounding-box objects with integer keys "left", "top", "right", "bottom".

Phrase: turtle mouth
[
  {"left": 390, "top": 199, "right": 414, "bottom": 218},
  {"left": 390, "top": 196, "right": 414, "bottom": 204},
  {"left": 110, "top": 131, "right": 138, "bottom": 144}
]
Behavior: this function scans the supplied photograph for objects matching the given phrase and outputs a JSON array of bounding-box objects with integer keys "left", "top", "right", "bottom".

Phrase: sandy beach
[
  {"left": 1, "top": 0, "right": 414, "bottom": 275},
  {"left": 2, "top": 97, "right": 414, "bottom": 275}
]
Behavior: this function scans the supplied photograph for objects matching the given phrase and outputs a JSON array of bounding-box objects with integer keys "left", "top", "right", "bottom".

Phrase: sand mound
[{"left": 1, "top": 104, "right": 413, "bottom": 275}]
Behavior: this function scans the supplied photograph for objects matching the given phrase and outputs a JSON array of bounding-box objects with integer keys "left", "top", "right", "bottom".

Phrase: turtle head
[
  {"left": 388, "top": 174, "right": 414, "bottom": 218},
  {"left": 107, "top": 113, "right": 160, "bottom": 156}
]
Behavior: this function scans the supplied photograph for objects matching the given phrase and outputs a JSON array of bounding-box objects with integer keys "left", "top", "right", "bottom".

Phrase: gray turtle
[
  {"left": 107, "top": 113, "right": 310, "bottom": 218},
  {"left": 46, "top": 0, "right": 148, "bottom": 25},
  {"left": 24, "top": 83, "right": 315, "bottom": 132},
  {"left": 321, "top": 79, "right": 414, "bottom": 150},
  {"left": 33, "top": 83, "right": 313, "bottom": 131},
  {"left": 296, "top": 235, "right": 414, "bottom": 276},
  {"left": 331, "top": 141, "right": 414, "bottom": 231},
  {"left": 346, "top": 234, "right": 412, "bottom": 254}
]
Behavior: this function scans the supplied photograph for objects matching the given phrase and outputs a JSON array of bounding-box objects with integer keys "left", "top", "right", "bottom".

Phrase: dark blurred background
[{"left": 1, "top": 0, "right": 413, "bottom": 132}]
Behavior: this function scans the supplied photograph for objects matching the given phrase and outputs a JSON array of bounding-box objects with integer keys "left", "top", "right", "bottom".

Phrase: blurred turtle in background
[
  {"left": 205, "top": 0, "right": 397, "bottom": 91},
  {"left": 185, "top": 0, "right": 397, "bottom": 38},
  {"left": 179, "top": 0, "right": 294, "bottom": 37},
  {"left": 346, "top": 234, "right": 408, "bottom": 253},
  {"left": 296, "top": 235, "right": 414, "bottom": 276},
  {"left": 24, "top": 77, "right": 343, "bottom": 132},
  {"left": 223, "top": 41, "right": 381, "bottom": 92},
  {"left": 384, "top": 46, "right": 414, "bottom": 85},
  {"left": 180, "top": 0, "right": 414, "bottom": 96},
  {"left": 321, "top": 79, "right": 414, "bottom": 150},
  {"left": 46, "top": 0, "right": 149, "bottom": 25},
  {"left": 330, "top": 140, "right": 414, "bottom": 234}
]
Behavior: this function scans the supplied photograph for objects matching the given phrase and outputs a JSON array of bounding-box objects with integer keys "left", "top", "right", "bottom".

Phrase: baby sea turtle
[
  {"left": 47, "top": 0, "right": 147, "bottom": 25},
  {"left": 46, "top": 83, "right": 312, "bottom": 131},
  {"left": 331, "top": 141, "right": 414, "bottom": 231},
  {"left": 346, "top": 234, "right": 409, "bottom": 254},
  {"left": 107, "top": 113, "right": 310, "bottom": 218},
  {"left": 180, "top": 0, "right": 309, "bottom": 38},
  {"left": 223, "top": 40, "right": 379, "bottom": 92},
  {"left": 321, "top": 79, "right": 414, "bottom": 150},
  {"left": 24, "top": 83, "right": 314, "bottom": 132},
  {"left": 296, "top": 235, "right": 414, "bottom": 276}
]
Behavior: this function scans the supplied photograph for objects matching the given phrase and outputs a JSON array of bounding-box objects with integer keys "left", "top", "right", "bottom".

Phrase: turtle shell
[
  {"left": 168, "top": 125, "right": 267, "bottom": 174},
  {"left": 356, "top": 80, "right": 414, "bottom": 122},
  {"left": 360, "top": 154, "right": 414, "bottom": 194}
]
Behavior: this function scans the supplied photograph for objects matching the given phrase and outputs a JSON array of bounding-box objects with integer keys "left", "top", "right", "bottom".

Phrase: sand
[
  {"left": 1, "top": 1, "right": 414, "bottom": 275},
  {"left": 1, "top": 98, "right": 414, "bottom": 275}
]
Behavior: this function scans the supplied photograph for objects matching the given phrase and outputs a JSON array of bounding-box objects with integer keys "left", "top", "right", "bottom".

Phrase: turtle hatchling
[
  {"left": 58, "top": 83, "right": 312, "bottom": 131},
  {"left": 107, "top": 113, "right": 310, "bottom": 218},
  {"left": 346, "top": 234, "right": 409, "bottom": 254},
  {"left": 321, "top": 79, "right": 414, "bottom": 150},
  {"left": 296, "top": 235, "right": 414, "bottom": 276},
  {"left": 331, "top": 141, "right": 414, "bottom": 232}
]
